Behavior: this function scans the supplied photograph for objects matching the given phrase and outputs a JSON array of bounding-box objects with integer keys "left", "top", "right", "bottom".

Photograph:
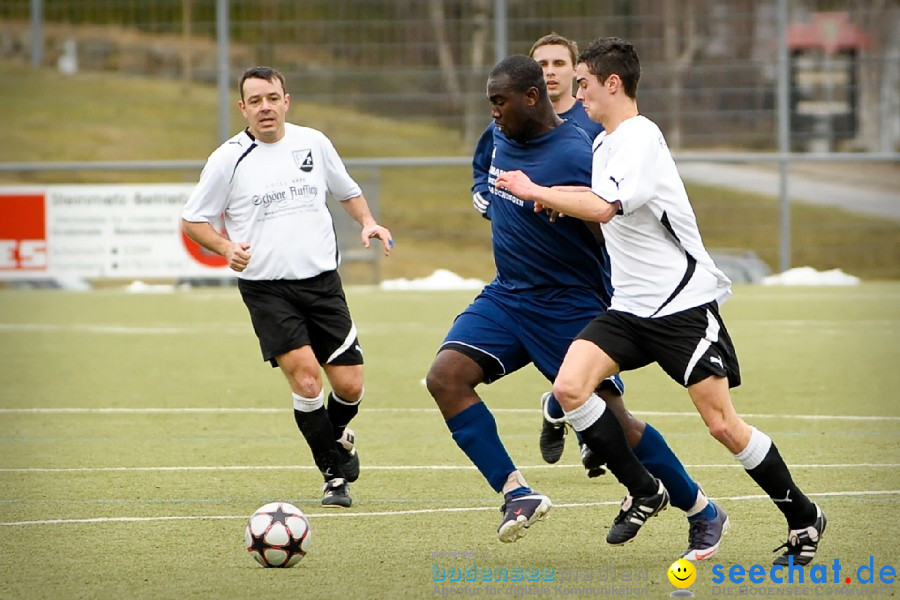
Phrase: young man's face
[
  {"left": 531, "top": 44, "right": 574, "bottom": 104},
  {"left": 487, "top": 74, "right": 537, "bottom": 142},
  {"left": 574, "top": 62, "right": 608, "bottom": 124},
  {"left": 239, "top": 77, "right": 290, "bottom": 143}
]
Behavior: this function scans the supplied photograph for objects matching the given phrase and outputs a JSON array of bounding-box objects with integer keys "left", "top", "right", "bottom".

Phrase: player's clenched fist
[{"left": 227, "top": 242, "right": 252, "bottom": 272}]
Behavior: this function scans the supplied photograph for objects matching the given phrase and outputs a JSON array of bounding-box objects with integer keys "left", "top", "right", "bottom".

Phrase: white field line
[
  {"left": 1, "top": 463, "right": 898, "bottom": 474},
  {"left": 0, "top": 322, "right": 442, "bottom": 335},
  {"left": 2, "top": 319, "right": 896, "bottom": 334},
  {"left": 1, "top": 407, "right": 898, "bottom": 421},
  {"left": 0, "top": 323, "right": 244, "bottom": 335},
  {"left": 1, "top": 489, "right": 898, "bottom": 527}
]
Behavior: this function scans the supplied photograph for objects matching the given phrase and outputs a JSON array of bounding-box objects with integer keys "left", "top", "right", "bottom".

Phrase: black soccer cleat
[
  {"left": 321, "top": 477, "right": 352, "bottom": 508},
  {"left": 497, "top": 491, "right": 552, "bottom": 543},
  {"left": 579, "top": 442, "right": 607, "bottom": 478},
  {"left": 539, "top": 393, "right": 567, "bottom": 464},
  {"left": 773, "top": 504, "right": 826, "bottom": 566},
  {"left": 336, "top": 428, "right": 360, "bottom": 483},
  {"left": 606, "top": 479, "right": 669, "bottom": 545}
]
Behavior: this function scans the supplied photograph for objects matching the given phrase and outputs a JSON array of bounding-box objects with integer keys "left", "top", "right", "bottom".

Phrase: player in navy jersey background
[{"left": 427, "top": 55, "right": 725, "bottom": 557}]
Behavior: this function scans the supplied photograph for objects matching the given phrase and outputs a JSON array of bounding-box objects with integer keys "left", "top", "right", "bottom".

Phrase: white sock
[
  {"left": 563, "top": 393, "right": 607, "bottom": 432},
  {"left": 292, "top": 389, "right": 325, "bottom": 412},
  {"left": 501, "top": 470, "right": 529, "bottom": 495},
  {"left": 331, "top": 388, "right": 363, "bottom": 405},
  {"left": 685, "top": 489, "right": 710, "bottom": 517},
  {"left": 734, "top": 427, "right": 772, "bottom": 470}
]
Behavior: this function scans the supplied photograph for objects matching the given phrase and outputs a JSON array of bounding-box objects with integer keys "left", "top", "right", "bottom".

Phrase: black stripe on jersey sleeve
[
  {"left": 228, "top": 128, "right": 257, "bottom": 183},
  {"left": 650, "top": 211, "right": 696, "bottom": 318},
  {"left": 229, "top": 141, "right": 258, "bottom": 184}
]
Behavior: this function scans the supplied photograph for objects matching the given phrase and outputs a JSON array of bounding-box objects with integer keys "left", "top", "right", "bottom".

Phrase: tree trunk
[
  {"left": 663, "top": 0, "right": 698, "bottom": 150},
  {"left": 464, "top": 0, "right": 491, "bottom": 144},
  {"left": 428, "top": 0, "right": 463, "bottom": 117}
]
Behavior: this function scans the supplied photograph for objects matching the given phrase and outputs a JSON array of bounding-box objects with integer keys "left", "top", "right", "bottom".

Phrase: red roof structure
[{"left": 788, "top": 12, "right": 871, "bottom": 55}]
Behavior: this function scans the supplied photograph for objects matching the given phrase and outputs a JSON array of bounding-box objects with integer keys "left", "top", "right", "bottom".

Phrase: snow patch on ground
[
  {"left": 380, "top": 269, "right": 486, "bottom": 291},
  {"left": 761, "top": 267, "right": 860, "bottom": 286}
]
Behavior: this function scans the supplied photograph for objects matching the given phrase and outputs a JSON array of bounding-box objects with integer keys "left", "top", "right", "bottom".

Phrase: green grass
[
  {"left": 1, "top": 60, "right": 898, "bottom": 282},
  {"left": 0, "top": 284, "right": 898, "bottom": 598}
]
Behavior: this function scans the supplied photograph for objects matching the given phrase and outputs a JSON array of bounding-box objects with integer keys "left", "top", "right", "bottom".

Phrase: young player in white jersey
[
  {"left": 497, "top": 37, "right": 826, "bottom": 566},
  {"left": 182, "top": 66, "right": 393, "bottom": 508}
]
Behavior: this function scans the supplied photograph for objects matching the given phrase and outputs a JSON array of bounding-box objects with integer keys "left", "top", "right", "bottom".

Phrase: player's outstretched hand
[{"left": 361, "top": 224, "right": 394, "bottom": 256}]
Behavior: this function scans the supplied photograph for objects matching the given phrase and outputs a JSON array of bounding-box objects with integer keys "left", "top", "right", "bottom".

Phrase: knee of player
[
  {"left": 332, "top": 381, "right": 364, "bottom": 403},
  {"left": 551, "top": 380, "right": 584, "bottom": 411},
  {"left": 424, "top": 364, "right": 450, "bottom": 399},
  {"left": 289, "top": 375, "right": 322, "bottom": 399},
  {"left": 705, "top": 418, "right": 733, "bottom": 444}
]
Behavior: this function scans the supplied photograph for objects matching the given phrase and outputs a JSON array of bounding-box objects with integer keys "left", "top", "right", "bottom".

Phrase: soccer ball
[{"left": 244, "top": 502, "right": 312, "bottom": 568}]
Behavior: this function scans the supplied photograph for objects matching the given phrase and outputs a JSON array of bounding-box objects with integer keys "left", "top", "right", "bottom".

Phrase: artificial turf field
[{"left": 1, "top": 283, "right": 898, "bottom": 599}]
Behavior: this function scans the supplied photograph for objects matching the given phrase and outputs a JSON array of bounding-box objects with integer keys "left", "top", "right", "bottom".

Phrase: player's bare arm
[
  {"left": 341, "top": 195, "right": 394, "bottom": 255},
  {"left": 181, "top": 219, "right": 251, "bottom": 272},
  {"left": 497, "top": 170, "right": 620, "bottom": 224}
]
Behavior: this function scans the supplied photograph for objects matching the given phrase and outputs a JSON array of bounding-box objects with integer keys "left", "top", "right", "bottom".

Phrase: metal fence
[
  {"left": 3, "top": 0, "right": 898, "bottom": 150},
  {"left": 0, "top": 0, "right": 898, "bottom": 279}
]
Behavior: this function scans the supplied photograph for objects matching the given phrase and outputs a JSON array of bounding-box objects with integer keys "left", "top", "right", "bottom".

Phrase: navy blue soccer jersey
[
  {"left": 486, "top": 119, "right": 611, "bottom": 299},
  {"left": 558, "top": 102, "right": 604, "bottom": 142}
]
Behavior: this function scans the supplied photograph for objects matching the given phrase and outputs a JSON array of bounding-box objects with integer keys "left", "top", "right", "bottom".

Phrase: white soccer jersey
[
  {"left": 182, "top": 123, "right": 362, "bottom": 280},
  {"left": 590, "top": 115, "right": 732, "bottom": 318}
]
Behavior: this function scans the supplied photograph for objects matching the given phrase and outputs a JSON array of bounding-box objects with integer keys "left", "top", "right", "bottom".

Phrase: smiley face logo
[{"left": 668, "top": 558, "right": 696, "bottom": 589}]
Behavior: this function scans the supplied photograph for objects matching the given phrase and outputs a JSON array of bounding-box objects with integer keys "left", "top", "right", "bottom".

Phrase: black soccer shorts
[
  {"left": 577, "top": 301, "right": 741, "bottom": 389},
  {"left": 237, "top": 271, "right": 364, "bottom": 368}
]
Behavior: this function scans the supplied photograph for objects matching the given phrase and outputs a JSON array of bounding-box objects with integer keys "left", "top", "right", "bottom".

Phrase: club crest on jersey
[{"left": 293, "top": 149, "right": 314, "bottom": 172}]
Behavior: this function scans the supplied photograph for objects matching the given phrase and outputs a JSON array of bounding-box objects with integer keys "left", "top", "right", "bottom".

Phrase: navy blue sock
[
  {"left": 548, "top": 393, "right": 586, "bottom": 445},
  {"left": 546, "top": 393, "right": 565, "bottom": 420},
  {"left": 507, "top": 486, "right": 533, "bottom": 499},
  {"left": 632, "top": 423, "right": 700, "bottom": 512},
  {"left": 446, "top": 402, "right": 516, "bottom": 493}
]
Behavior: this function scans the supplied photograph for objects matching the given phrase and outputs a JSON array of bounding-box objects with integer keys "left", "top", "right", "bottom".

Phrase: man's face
[
  {"left": 486, "top": 74, "right": 536, "bottom": 142},
  {"left": 531, "top": 44, "right": 574, "bottom": 104},
  {"left": 575, "top": 62, "right": 608, "bottom": 123},
  {"left": 239, "top": 77, "right": 290, "bottom": 143}
]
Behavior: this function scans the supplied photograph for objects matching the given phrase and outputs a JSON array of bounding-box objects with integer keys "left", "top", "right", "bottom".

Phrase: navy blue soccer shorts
[{"left": 440, "top": 284, "right": 624, "bottom": 394}]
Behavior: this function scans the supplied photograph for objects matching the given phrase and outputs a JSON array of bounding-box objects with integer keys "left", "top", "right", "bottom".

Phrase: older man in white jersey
[{"left": 182, "top": 66, "right": 393, "bottom": 508}]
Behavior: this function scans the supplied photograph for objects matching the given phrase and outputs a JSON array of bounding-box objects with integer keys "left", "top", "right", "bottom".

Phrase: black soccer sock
[
  {"left": 327, "top": 391, "right": 361, "bottom": 440},
  {"left": 737, "top": 428, "right": 817, "bottom": 528},
  {"left": 567, "top": 396, "right": 658, "bottom": 497},
  {"left": 293, "top": 406, "right": 346, "bottom": 481}
]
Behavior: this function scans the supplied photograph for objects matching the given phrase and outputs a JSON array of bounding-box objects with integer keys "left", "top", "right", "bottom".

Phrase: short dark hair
[
  {"left": 238, "top": 66, "right": 286, "bottom": 101},
  {"left": 489, "top": 54, "right": 547, "bottom": 98},
  {"left": 577, "top": 37, "right": 640, "bottom": 98},
  {"left": 529, "top": 32, "right": 578, "bottom": 66}
]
